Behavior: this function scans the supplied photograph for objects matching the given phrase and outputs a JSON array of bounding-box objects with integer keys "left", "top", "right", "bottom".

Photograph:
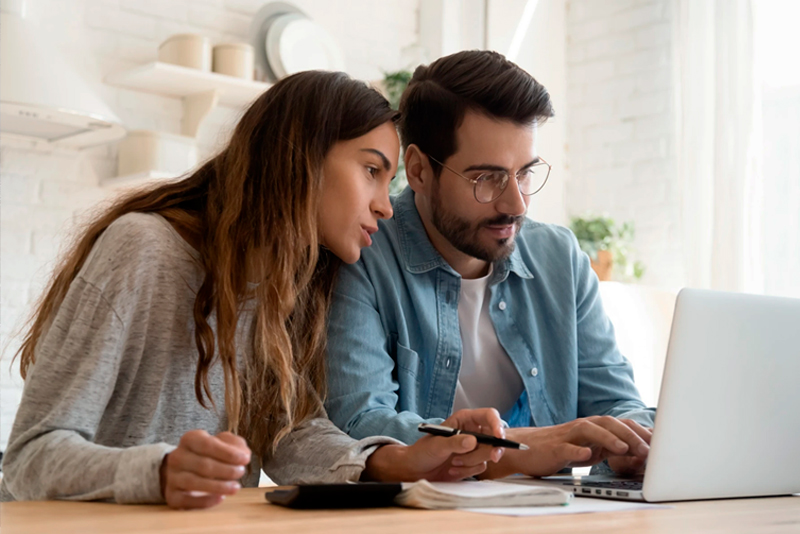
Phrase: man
[{"left": 325, "top": 50, "right": 654, "bottom": 478}]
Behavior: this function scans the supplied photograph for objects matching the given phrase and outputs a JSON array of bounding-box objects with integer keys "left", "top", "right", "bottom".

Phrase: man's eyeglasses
[{"left": 427, "top": 155, "right": 552, "bottom": 204}]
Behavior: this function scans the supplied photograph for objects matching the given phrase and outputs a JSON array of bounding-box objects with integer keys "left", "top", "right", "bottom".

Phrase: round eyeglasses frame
[{"left": 427, "top": 154, "right": 552, "bottom": 204}]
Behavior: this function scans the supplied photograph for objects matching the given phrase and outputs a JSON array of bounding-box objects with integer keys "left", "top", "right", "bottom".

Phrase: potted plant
[{"left": 568, "top": 214, "right": 646, "bottom": 282}]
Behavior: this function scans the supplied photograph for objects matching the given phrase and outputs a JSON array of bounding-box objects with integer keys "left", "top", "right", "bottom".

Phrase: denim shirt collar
[{"left": 393, "top": 187, "right": 535, "bottom": 282}]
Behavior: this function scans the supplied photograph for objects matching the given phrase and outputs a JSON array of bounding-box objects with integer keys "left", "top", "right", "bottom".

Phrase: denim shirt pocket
[{"left": 395, "top": 343, "right": 421, "bottom": 411}]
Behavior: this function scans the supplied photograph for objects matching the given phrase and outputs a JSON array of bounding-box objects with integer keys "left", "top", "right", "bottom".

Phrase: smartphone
[{"left": 264, "top": 483, "right": 403, "bottom": 509}]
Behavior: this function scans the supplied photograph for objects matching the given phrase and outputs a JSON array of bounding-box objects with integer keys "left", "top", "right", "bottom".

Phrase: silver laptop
[{"left": 527, "top": 288, "right": 800, "bottom": 502}]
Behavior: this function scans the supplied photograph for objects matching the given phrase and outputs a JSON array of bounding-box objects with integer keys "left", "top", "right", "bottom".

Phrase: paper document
[
  {"left": 396, "top": 480, "right": 572, "bottom": 509},
  {"left": 466, "top": 496, "right": 671, "bottom": 516}
]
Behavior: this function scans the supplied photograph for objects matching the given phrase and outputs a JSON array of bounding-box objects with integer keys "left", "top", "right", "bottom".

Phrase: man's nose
[{"left": 495, "top": 176, "right": 528, "bottom": 217}]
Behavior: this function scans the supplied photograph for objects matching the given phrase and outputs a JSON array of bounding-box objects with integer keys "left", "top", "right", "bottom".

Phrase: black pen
[{"left": 418, "top": 423, "right": 530, "bottom": 450}]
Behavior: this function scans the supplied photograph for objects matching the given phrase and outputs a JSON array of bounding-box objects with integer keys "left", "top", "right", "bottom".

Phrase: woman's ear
[{"left": 404, "top": 145, "right": 429, "bottom": 194}]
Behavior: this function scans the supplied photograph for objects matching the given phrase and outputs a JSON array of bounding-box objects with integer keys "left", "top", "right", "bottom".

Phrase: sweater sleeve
[
  {"left": 1, "top": 277, "right": 172, "bottom": 504},
  {"left": 262, "top": 417, "right": 403, "bottom": 485}
]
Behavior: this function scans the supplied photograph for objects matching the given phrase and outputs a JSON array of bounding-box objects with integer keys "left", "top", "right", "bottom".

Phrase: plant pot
[{"left": 591, "top": 250, "right": 613, "bottom": 281}]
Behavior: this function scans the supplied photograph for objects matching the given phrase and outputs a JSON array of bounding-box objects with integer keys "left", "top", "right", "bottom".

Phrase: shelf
[
  {"left": 103, "top": 62, "right": 272, "bottom": 185},
  {"left": 105, "top": 62, "right": 270, "bottom": 108}
]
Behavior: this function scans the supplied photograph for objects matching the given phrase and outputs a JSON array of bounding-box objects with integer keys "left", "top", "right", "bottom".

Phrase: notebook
[
  {"left": 396, "top": 480, "right": 573, "bottom": 509},
  {"left": 265, "top": 480, "right": 572, "bottom": 509}
]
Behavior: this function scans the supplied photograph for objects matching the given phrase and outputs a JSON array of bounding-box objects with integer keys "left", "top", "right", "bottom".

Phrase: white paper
[
  {"left": 396, "top": 480, "right": 571, "bottom": 509},
  {"left": 400, "top": 480, "right": 563, "bottom": 498},
  {"left": 465, "top": 496, "right": 671, "bottom": 517}
]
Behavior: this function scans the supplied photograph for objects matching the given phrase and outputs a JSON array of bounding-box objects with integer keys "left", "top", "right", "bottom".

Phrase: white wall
[
  {"left": 0, "top": 0, "right": 419, "bottom": 451},
  {"left": 419, "top": 0, "right": 569, "bottom": 226},
  {"left": 1, "top": 0, "right": 685, "bottom": 450},
  {"left": 565, "top": 0, "right": 682, "bottom": 288},
  {"left": 490, "top": 0, "right": 569, "bottom": 226},
  {"left": 420, "top": 0, "right": 680, "bottom": 283}
]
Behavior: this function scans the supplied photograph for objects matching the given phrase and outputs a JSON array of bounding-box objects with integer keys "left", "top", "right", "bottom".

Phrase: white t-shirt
[{"left": 452, "top": 269, "right": 524, "bottom": 415}]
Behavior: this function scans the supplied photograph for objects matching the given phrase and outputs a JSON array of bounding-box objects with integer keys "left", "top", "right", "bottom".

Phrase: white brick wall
[
  {"left": 565, "top": 0, "right": 682, "bottom": 288},
  {"left": 0, "top": 0, "right": 419, "bottom": 450},
  {"left": 1, "top": 0, "right": 685, "bottom": 452}
]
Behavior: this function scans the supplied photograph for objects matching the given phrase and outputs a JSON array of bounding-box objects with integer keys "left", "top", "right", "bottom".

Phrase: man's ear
[{"left": 404, "top": 144, "right": 429, "bottom": 194}]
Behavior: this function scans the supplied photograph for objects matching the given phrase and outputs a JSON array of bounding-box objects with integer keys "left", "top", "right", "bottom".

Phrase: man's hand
[
  {"left": 607, "top": 422, "right": 651, "bottom": 475},
  {"left": 362, "top": 408, "right": 506, "bottom": 482},
  {"left": 481, "top": 416, "right": 651, "bottom": 479},
  {"left": 160, "top": 430, "right": 252, "bottom": 509}
]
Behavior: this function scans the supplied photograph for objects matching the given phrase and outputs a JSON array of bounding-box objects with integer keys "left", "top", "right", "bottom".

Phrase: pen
[{"left": 418, "top": 423, "right": 530, "bottom": 450}]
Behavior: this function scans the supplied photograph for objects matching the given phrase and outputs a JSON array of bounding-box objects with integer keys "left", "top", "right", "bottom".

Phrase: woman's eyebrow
[{"left": 360, "top": 149, "right": 391, "bottom": 171}]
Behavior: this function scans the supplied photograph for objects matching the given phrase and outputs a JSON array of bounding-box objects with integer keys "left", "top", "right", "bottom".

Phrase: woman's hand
[
  {"left": 160, "top": 430, "right": 252, "bottom": 509},
  {"left": 363, "top": 408, "right": 506, "bottom": 482}
]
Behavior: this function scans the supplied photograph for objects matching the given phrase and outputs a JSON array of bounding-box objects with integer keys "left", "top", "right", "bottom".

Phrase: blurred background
[{"left": 1, "top": 0, "right": 798, "bottom": 450}]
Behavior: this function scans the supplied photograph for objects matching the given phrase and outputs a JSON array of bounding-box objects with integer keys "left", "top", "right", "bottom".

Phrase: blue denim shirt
[{"left": 325, "top": 188, "right": 655, "bottom": 445}]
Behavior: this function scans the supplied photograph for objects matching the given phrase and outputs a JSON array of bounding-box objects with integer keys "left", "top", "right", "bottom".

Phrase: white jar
[
  {"left": 117, "top": 130, "right": 198, "bottom": 178},
  {"left": 212, "top": 42, "right": 255, "bottom": 80},
  {"left": 158, "top": 34, "right": 211, "bottom": 71}
]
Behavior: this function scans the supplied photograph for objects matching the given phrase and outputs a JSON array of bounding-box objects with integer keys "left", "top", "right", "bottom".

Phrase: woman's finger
[
  {"left": 170, "top": 470, "right": 242, "bottom": 496},
  {"left": 217, "top": 431, "right": 250, "bottom": 451},
  {"left": 180, "top": 449, "right": 246, "bottom": 481},
  {"left": 182, "top": 431, "right": 251, "bottom": 466}
]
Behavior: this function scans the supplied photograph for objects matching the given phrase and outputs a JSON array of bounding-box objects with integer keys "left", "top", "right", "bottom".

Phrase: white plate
[
  {"left": 265, "top": 13, "right": 345, "bottom": 79},
  {"left": 247, "top": 1, "right": 307, "bottom": 82}
]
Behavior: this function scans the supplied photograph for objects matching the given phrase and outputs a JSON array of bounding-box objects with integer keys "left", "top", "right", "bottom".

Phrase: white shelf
[
  {"left": 103, "top": 62, "right": 272, "bottom": 186},
  {"left": 105, "top": 62, "right": 270, "bottom": 108}
]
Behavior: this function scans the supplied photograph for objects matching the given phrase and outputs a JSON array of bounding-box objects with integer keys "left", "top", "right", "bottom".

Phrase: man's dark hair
[{"left": 398, "top": 50, "right": 554, "bottom": 175}]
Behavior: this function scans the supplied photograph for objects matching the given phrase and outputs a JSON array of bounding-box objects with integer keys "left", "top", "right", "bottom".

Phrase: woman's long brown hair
[{"left": 13, "top": 71, "right": 399, "bottom": 459}]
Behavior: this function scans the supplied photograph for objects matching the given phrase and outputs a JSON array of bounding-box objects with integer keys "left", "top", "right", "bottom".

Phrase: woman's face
[{"left": 318, "top": 122, "right": 400, "bottom": 263}]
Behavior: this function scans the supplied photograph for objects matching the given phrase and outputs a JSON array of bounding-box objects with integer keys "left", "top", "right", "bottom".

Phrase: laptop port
[
  {"left": 582, "top": 488, "right": 591, "bottom": 494},
  {"left": 617, "top": 491, "right": 629, "bottom": 497},
  {"left": 595, "top": 490, "right": 602, "bottom": 495},
  {"left": 606, "top": 490, "right": 613, "bottom": 495}
]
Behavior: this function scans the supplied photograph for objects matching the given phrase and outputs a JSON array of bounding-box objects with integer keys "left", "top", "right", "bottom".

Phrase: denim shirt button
[
  {"left": 498, "top": 301, "right": 507, "bottom": 311},
  {"left": 530, "top": 367, "right": 539, "bottom": 377},
  {"left": 446, "top": 358, "right": 452, "bottom": 369}
]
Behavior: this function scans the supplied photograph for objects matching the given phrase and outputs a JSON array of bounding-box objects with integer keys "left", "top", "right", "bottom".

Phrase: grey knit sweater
[{"left": 0, "top": 212, "right": 397, "bottom": 503}]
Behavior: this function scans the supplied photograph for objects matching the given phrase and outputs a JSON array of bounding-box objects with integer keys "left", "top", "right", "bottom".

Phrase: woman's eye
[{"left": 366, "top": 166, "right": 378, "bottom": 177}]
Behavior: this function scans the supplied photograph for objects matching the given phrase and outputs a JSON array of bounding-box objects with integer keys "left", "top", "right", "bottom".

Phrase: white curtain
[
  {"left": 755, "top": 1, "right": 800, "bottom": 299},
  {"left": 675, "top": 0, "right": 763, "bottom": 293}
]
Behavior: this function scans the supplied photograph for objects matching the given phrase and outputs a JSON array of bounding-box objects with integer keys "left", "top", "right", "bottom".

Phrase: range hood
[{"left": 0, "top": 11, "right": 126, "bottom": 148}]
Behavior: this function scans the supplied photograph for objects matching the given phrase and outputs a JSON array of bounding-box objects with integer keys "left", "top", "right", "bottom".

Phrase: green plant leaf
[{"left": 569, "top": 213, "right": 647, "bottom": 283}]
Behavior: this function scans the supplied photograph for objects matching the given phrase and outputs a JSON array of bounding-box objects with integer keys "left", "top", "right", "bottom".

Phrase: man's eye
[{"left": 477, "top": 172, "right": 504, "bottom": 184}]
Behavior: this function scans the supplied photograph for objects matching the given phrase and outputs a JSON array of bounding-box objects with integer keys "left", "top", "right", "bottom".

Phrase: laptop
[{"left": 522, "top": 288, "right": 800, "bottom": 502}]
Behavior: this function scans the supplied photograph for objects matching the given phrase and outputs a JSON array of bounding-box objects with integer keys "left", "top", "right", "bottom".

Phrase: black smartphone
[{"left": 264, "top": 483, "right": 403, "bottom": 509}]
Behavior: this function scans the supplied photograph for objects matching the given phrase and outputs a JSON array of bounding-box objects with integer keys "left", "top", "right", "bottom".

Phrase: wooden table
[{"left": 2, "top": 488, "right": 799, "bottom": 534}]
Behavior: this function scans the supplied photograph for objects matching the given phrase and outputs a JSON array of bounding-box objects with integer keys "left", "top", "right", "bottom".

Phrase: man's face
[{"left": 429, "top": 111, "right": 538, "bottom": 263}]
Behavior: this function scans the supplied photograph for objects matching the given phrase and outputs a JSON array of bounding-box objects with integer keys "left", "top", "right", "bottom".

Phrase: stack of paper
[{"left": 395, "top": 480, "right": 573, "bottom": 510}]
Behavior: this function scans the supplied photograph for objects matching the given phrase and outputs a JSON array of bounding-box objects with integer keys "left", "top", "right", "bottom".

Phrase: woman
[{"left": 1, "top": 71, "right": 505, "bottom": 509}]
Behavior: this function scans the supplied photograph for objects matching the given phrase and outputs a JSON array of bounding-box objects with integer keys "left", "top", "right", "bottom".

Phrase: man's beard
[{"left": 430, "top": 181, "right": 523, "bottom": 263}]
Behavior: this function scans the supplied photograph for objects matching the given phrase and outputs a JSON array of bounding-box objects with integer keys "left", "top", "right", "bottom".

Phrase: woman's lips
[{"left": 361, "top": 226, "right": 377, "bottom": 247}]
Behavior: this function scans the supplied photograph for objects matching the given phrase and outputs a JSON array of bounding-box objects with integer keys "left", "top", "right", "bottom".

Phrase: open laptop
[{"left": 522, "top": 288, "right": 800, "bottom": 502}]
